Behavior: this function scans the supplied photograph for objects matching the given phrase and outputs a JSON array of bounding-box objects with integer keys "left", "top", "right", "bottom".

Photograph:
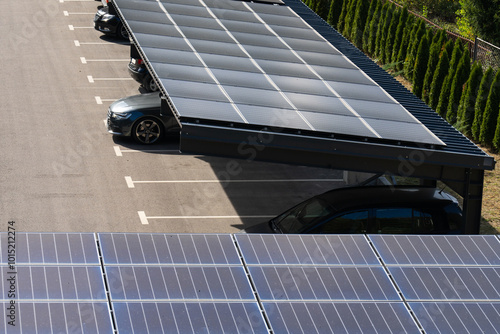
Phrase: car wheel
[
  {"left": 143, "top": 74, "right": 158, "bottom": 92},
  {"left": 117, "top": 22, "right": 129, "bottom": 40},
  {"left": 132, "top": 118, "right": 163, "bottom": 144}
]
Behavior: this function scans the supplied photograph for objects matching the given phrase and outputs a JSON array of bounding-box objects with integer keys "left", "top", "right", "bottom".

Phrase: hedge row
[{"left": 306, "top": 0, "right": 500, "bottom": 151}]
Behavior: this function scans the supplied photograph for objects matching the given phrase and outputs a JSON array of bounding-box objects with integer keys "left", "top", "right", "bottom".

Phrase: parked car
[
  {"left": 128, "top": 58, "right": 158, "bottom": 92},
  {"left": 107, "top": 93, "right": 179, "bottom": 144},
  {"left": 94, "top": 1, "right": 128, "bottom": 40},
  {"left": 244, "top": 186, "right": 464, "bottom": 234}
]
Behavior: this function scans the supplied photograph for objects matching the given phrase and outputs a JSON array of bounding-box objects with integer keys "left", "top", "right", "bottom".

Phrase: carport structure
[{"left": 113, "top": 0, "right": 495, "bottom": 233}]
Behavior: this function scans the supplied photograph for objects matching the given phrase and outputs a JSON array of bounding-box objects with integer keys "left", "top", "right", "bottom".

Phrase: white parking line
[
  {"left": 64, "top": 12, "right": 95, "bottom": 16},
  {"left": 138, "top": 211, "right": 274, "bottom": 225},
  {"left": 125, "top": 176, "right": 343, "bottom": 189},
  {"left": 74, "top": 40, "right": 130, "bottom": 46},
  {"left": 87, "top": 76, "right": 133, "bottom": 82},
  {"left": 81, "top": 57, "right": 129, "bottom": 63},
  {"left": 69, "top": 25, "right": 93, "bottom": 30},
  {"left": 113, "top": 146, "right": 179, "bottom": 156}
]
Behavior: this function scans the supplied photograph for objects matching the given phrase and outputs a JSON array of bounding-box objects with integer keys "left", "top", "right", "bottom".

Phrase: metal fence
[{"left": 473, "top": 37, "right": 500, "bottom": 72}]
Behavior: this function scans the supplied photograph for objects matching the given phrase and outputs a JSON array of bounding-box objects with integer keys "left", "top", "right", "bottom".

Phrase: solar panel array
[
  {"left": 0, "top": 233, "right": 113, "bottom": 333},
  {"left": 1, "top": 233, "right": 499, "bottom": 333},
  {"left": 114, "top": 0, "right": 444, "bottom": 147}
]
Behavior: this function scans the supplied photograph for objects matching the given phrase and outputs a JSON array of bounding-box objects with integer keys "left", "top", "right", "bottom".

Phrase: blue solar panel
[
  {"left": 114, "top": 302, "right": 270, "bottom": 334},
  {"left": 106, "top": 266, "right": 255, "bottom": 301},
  {"left": 0, "top": 233, "right": 99, "bottom": 265},
  {"left": 410, "top": 302, "right": 500, "bottom": 334},
  {"left": 235, "top": 234, "right": 380, "bottom": 265},
  {"left": 98, "top": 233, "right": 242, "bottom": 265},
  {"left": 369, "top": 235, "right": 500, "bottom": 265},
  {"left": 263, "top": 302, "right": 421, "bottom": 334}
]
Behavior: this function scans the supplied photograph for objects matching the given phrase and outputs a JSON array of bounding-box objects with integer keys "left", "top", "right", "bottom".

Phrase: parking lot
[{"left": 0, "top": 0, "right": 345, "bottom": 233}]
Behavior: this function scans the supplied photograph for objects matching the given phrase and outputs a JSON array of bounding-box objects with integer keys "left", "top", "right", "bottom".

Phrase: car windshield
[{"left": 275, "top": 197, "right": 335, "bottom": 233}]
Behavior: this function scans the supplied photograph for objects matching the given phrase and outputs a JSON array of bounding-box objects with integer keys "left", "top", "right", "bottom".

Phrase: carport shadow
[
  {"left": 111, "top": 135, "right": 181, "bottom": 153},
  {"left": 98, "top": 34, "right": 130, "bottom": 46}
]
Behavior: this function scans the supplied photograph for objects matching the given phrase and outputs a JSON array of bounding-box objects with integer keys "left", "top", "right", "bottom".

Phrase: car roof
[{"left": 316, "top": 186, "right": 456, "bottom": 212}]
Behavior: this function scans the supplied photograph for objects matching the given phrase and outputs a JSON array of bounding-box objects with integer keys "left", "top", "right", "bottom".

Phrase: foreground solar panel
[
  {"left": 235, "top": 234, "right": 420, "bottom": 333},
  {"left": 114, "top": 0, "right": 444, "bottom": 147},
  {"left": 98, "top": 233, "right": 269, "bottom": 333},
  {"left": 370, "top": 235, "right": 500, "bottom": 334},
  {"left": 0, "top": 233, "right": 113, "bottom": 333}
]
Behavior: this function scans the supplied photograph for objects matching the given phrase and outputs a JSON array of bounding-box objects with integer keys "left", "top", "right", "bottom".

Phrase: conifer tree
[
  {"left": 446, "top": 50, "right": 471, "bottom": 124},
  {"left": 362, "top": 0, "right": 378, "bottom": 52},
  {"left": 391, "top": 6, "right": 409, "bottom": 63},
  {"left": 377, "top": 3, "right": 394, "bottom": 62},
  {"left": 315, "top": 0, "right": 330, "bottom": 20},
  {"left": 436, "top": 40, "right": 464, "bottom": 117},
  {"left": 493, "top": 111, "right": 500, "bottom": 150},
  {"left": 342, "top": 0, "right": 358, "bottom": 39},
  {"left": 336, "top": 0, "right": 351, "bottom": 34},
  {"left": 351, "top": 0, "right": 370, "bottom": 49},
  {"left": 395, "top": 15, "right": 415, "bottom": 71},
  {"left": 456, "top": 62, "right": 483, "bottom": 136},
  {"left": 412, "top": 35, "right": 430, "bottom": 99},
  {"left": 422, "top": 30, "right": 446, "bottom": 104},
  {"left": 384, "top": 6, "right": 400, "bottom": 64},
  {"left": 366, "top": 0, "right": 382, "bottom": 56},
  {"left": 429, "top": 49, "right": 450, "bottom": 110},
  {"left": 327, "top": 0, "right": 345, "bottom": 29},
  {"left": 472, "top": 67, "right": 495, "bottom": 141},
  {"left": 403, "top": 19, "right": 425, "bottom": 81},
  {"left": 480, "top": 70, "right": 500, "bottom": 146},
  {"left": 374, "top": 2, "right": 389, "bottom": 59}
]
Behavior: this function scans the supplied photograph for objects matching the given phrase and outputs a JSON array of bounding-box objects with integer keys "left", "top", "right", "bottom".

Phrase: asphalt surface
[{"left": 0, "top": 0, "right": 345, "bottom": 233}]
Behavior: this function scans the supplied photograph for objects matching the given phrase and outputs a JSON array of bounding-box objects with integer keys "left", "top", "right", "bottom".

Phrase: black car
[
  {"left": 245, "top": 186, "right": 463, "bottom": 234},
  {"left": 94, "top": 1, "right": 128, "bottom": 40},
  {"left": 107, "top": 93, "right": 179, "bottom": 144},
  {"left": 128, "top": 58, "right": 158, "bottom": 92}
]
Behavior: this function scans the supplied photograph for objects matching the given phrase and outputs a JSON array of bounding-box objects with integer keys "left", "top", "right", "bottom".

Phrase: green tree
[
  {"left": 429, "top": 49, "right": 450, "bottom": 110},
  {"left": 362, "top": 0, "right": 378, "bottom": 52},
  {"left": 366, "top": 0, "right": 382, "bottom": 56},
  {"left": 342, "top": 0, "right": 357, "bottom": 39},
  {"left": 377, "top": 3, "right": 395, "bottom": 62},
  {"left": 456, "top": 62, "right": 483, "bottom": 136},
  {"left": 374, "top": 2, "right": 389, "bottom": 59},
  {"left": 422, "top": 30, "right": 446, "bottom": 104},
  {"left": 480, "top": 70, "right": 500, "bottom": 146},
  {"left": 403, "top": 19, "right": 425, "bottom": 81},
  {"left": 395, "top": 15, "right": 415, "bottom": 71},
  {"left": 460, "top": 0, "right": 500, "bottom": 46},
  {"left": 446, "top": 50, "right": 471, "bottom": 124},
  {"left": 336, "top": 0, "right": 351, "bottom": 34},
  {"left": 327, "top": 0, "right": 345, "bottom": 29},
  {"left": 412, "top": 35, "right": 430, "bottom": 99},
  {"left": 472, "top": 67, "right": 495, "bottom": 141},
  {"left": 493, "top": 111, "right": 500, "bottom": 151},
  {"left": 390, "top": 6, "right": 409, "bottom": 63},
  {"left": 315, "top": 0, "right": 331, "bottom": 20},
  {"left": 435, "top": 40, "right": 464, "bottom": 117},
  {"left": 351, "top": 0, "right": 370, "bottom": 49},
  {"left": 384, "top": 6, "right": 400, "bottom": 64}
]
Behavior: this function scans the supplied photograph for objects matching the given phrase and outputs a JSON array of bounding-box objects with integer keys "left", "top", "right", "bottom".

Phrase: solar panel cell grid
[{"left": 116, "top": 0, "right": 446, "bottom": 146}]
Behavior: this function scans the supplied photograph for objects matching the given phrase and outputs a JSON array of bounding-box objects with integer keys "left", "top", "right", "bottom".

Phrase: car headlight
[
  {"left": 112, "top": 112, "right": 132, "bottom": 120},
  {"left": 102, "top": 14, "right": 115, "bottom": 21}
]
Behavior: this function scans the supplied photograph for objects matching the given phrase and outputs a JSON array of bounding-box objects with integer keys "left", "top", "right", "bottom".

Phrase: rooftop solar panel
[
  {"left": 0, "top": 232, "right": 99, "bottom": 265},
  {"left": 263, "top": 302, "right": 421, "bottom": 334},
  {"left": 369, "top": 235, "right": 500, "bottom": 265},
  {"left": 113, "top": 302, "right": 270, "bottom": 334},
  {"left": 410, "top": 302, "right": 500, "bottom": 334},
  {"left": 98, "top": 233, "right": 242, "bottom": 265},
  {"left": 115, "top": 0, "right": 445, "bottom": 147},
  {"left": 234, "top": 234, "right": 380, "bottom": 265},
  {"left": 0, "top": 302, "right": 114, "bottom": 333},
  {"left": 249, "top": 266, "right": 400, "bottom": 301}
]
